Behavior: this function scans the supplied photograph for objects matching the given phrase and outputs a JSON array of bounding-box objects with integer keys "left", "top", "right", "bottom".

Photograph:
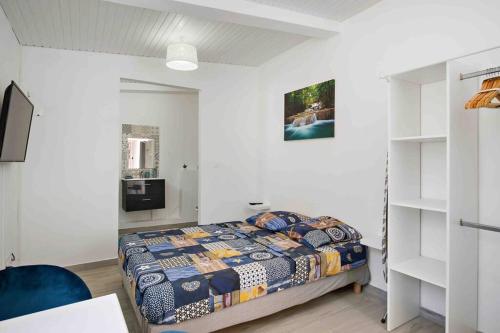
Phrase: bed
[{"left": 119, "top": 215, "right": 369, "bottom": 333}]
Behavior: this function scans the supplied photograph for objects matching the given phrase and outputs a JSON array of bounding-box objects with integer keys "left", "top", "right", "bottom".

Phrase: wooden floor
[
  {"left": 71, "top": 263, "right": 444, "bottom": 333},
  {"left": 118, "top": 222, "right": 197, "bottom": 236}
]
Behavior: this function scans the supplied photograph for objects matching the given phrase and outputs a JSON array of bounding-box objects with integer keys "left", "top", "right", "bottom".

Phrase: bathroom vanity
[{"left": 121, "top": 178, "right": 165, "bottom": 212}]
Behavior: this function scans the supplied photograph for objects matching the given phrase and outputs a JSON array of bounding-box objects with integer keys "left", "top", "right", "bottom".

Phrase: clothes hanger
[
  {"left": 465, "top": 76, "right": 499, "bottom": 109},
  {"left": 465, "top": 75, "right": 500, "bottom": 109}
]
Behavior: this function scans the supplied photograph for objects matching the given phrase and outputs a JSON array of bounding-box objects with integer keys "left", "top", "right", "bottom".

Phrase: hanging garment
[
  {"left": 465, "top": 76, "right": 500, "bottom": 109},
  {"left": 380, "top": 153, "right": 389, "bottom": 324},
  {"left": 382, "top": 153, "right": 388, "bottom": 284}
]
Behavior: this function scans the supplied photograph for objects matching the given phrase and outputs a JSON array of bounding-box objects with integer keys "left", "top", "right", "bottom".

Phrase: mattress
[{"left": 119, "top": 221, "right": 368, "bottom": 327}]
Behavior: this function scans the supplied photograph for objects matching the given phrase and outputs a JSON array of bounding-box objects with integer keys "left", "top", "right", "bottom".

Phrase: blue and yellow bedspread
[{"left": 119, "top": 221, "right": 366, "bottom": 325}]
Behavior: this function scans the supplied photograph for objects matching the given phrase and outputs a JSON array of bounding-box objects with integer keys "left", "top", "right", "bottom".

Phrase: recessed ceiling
[
  {"left": 246, "top": 0, "right": 382, "bottom": 21},
  {"left": 0, "top": 0, "right": 380, "bottom": 66}
]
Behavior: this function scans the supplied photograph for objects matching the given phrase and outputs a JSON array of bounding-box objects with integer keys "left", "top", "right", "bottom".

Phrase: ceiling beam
[{"left": 105, "top": 0, "right": 341, "bottom": 38}]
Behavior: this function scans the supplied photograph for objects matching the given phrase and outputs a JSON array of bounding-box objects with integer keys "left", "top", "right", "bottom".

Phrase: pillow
[
  {"left": 284, "top": 222, "right": 331, "bottom": 249},
  {"left": 305, "top": 216, "right": 362, "bottom": 243},
  {"left": 246, "top": 211, "right": 310, "bottom": 231}
]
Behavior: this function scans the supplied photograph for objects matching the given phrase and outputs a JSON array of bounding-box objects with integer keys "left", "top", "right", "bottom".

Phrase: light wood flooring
[
  {"left": 71, "top": 263, "right": 444, "bottom": 333},
  {"left": 118, "top": 222, "right": 198, "bottom": 236}
]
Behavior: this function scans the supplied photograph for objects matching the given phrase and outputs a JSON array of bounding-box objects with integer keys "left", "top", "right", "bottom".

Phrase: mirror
[
  {"left": 127, "top": 138, "right": 155, "bottom": 169},
  {"left": 122, "top": 124, "right": 159, "bottom": 178}
]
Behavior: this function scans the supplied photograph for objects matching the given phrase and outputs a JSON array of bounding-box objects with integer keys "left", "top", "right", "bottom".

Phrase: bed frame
[{"left": 121, "top": 265, "right": 369, "bottom": 333}]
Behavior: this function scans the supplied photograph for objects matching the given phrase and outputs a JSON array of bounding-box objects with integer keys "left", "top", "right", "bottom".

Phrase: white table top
[{"left": 0, "top": 294, "right": 128, "bottom": 333}]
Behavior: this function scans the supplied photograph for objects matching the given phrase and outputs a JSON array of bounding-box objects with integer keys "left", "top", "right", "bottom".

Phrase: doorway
[{"left": 118, "top": 78, "right": 199, "bottom": 231}]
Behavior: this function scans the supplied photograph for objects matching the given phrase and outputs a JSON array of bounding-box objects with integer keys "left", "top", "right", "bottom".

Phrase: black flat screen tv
[{"left": 0, "top": 81, "right": 34, "bottom": 162}]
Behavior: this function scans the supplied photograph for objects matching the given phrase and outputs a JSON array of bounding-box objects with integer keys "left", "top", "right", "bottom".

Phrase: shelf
[
  {"left": 390, "top": 198, "right": 446, "bottom": 213},
  {"left": 391, "top": 135, "right": 447, "bottom": 143},
  {"left": 248, "top": 203, "right": 271, "bottom": 212},
  {"left": 391, "top": 256, "right": 446, "bottom": 288},
  {"left": 360, "top": 234, "right": 383, "bottom": 250}
]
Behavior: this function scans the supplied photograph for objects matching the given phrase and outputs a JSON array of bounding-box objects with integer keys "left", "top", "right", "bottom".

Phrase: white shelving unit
[{"left": 387, "top": 61, "right": 479, "bottom": 332}]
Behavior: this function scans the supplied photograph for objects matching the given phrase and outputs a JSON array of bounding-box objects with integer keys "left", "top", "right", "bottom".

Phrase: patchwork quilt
[{"left": 119, "top": 221, "right": 367, "bottom": 325}]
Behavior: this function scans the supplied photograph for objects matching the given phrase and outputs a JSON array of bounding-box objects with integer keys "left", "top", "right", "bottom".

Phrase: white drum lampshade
[{"left": 166, "top": 43, "right": 199, "bottom": 71}]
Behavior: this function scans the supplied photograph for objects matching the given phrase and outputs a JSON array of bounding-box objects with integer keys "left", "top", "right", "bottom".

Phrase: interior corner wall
[
  {"left": 19, "top": 46, "right": 261, "bottom": 267},
  {"left": 257, "top": 0, "right": 500, "bottom": 327},
  {"left": 0, "top": 7, "right": 21, "bottom": 270}
]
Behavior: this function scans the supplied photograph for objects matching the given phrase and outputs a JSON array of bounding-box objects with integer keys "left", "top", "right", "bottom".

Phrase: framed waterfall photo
[{"left": 284, "top": 79, "right": 335, "bottom": 141}]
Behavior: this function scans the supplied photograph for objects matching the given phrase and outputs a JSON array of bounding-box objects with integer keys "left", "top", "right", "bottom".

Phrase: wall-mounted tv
[{"left": 0, "top": 81, "right": 34, "bottom": 162}]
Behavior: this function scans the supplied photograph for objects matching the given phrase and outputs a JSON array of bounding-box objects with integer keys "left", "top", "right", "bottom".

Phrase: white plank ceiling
[
  {"left": 246, "top": 0, "right": 382, "bottom": 21},
  {"left": 0, "top": 0, "right": 379, "bottom": 66}
]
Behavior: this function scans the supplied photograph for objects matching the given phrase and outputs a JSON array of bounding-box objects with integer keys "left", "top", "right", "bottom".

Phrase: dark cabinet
[{"left": 122, "top": 179, "right": 165, "bottom": 212}]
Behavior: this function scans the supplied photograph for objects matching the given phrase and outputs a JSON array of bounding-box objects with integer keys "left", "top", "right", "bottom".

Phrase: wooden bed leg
[{"left": 353, "top": 282, "right": 363, "bottom": 294}]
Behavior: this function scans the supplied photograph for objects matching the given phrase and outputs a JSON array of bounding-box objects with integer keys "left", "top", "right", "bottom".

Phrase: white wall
[
  {"left": 0, "top": 8, "right": 21, "bottom": 270},
  {"left": 478, "top": 100, "right": 500, "bottom": 333},
  {"left": 119, "top": 91, "right": 199, "bottom": 228},
  {"left": 19, "top": 49, "right": 122, "bottom": 267},
  {"left": 459, "top": 47, "right": 500, "bottom": 333},
  {"left": 19, "top": 47, "right": 260, "bottom": 266},
  {"left": 257, "top": 0, "right": 500, "bottom": 327}
]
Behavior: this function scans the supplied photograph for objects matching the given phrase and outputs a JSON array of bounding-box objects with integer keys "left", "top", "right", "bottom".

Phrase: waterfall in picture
[
  {"left": 292, "top": 116, "right": 304, "bottom": 127},
  {"left": 284, "top": 79, "right": 335, "bottom": 141},
  {"left": 292, "top": 113, "right": 317, "bottom": 127},
  {"left": 311, "top": 113, "right": 318, "bottom": 124}
]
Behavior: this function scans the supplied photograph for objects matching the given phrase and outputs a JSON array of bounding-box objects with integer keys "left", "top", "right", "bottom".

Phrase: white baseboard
[{"left": 119, "top": 218, "right": 196, "bottom": 230}]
